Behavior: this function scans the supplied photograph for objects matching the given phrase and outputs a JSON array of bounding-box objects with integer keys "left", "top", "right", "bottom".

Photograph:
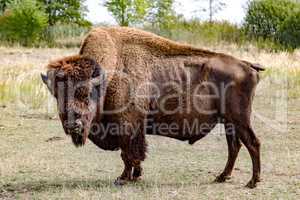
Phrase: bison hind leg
[
  {"left": 238, "top": 125, "right": 261, "bottom": 188},
  {"left": 215, "top": 122, "right": 242, "bottom": 183}
]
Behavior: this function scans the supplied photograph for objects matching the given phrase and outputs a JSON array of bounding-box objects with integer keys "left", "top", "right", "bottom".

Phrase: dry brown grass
[
  {"left": 0, "top": 99, "right": 299, "bottom": 199},
  {"left": 0, "top": 47, "right": 77, "bottom": 111}
]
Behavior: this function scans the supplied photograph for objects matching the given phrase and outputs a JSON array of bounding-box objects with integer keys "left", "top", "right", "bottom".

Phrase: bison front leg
[
  {"left": 132, "top": 160, "right": 143, "bottom": 181},
  {"left": 114, "top": 151, "right": 134, "bottom": 185},
  {"left": 114, "top": 152, "right": 143, "bottom": 186},
  {"left": 115, "top": 126, "right": 147, "bottom": 186}
]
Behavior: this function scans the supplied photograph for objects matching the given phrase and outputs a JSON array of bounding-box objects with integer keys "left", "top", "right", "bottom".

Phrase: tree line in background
[
  {"left": 104, "top": 0, "right": 300, "bottom": 50},
  {"left": 0, "top": 0, "right": 299, "bottom": 51},
  {"left": 102, "top": 0, "right": 227, "bottom": 31},
  {"left": 244, "top": 0, "right": 300, "bottom": 50},
  {"left": 0, "top": 0, "right": 91, "bottom": 46}
]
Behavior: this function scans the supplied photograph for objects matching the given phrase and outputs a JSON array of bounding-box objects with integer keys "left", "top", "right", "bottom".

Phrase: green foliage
[
  {"left": 103, "top": 0, "right": 151, "bottom": 26},
  {"left": 0, "top": 0, "right": 12, "bottom": 14},
  {"left": 194, "top": 21, "right": 243, "bottom": 44},
  {"left": 277, "top": 10, "right": 300, "bottom": 49},
  {"left": 244, "top": 0, "right": 300, "bottom": 39},
  {"left": 243, "top": 0, "right": 300, "bottom": 50},
  {"left": 172, "top": 20, "right": 244, "bottom": 45},
  {"left": 37, "top": 0, "right": 91, "bottom": 27},
  {"left": 145, "top": 18, "right": 244, "bottom": 47},
  {"left": 43, "top": 23, "right": 90, "bottom": 47},
  {"left": 148, "top": 0, "right": 177, "bottom": 31},
  {"left": 103, "top": 0, "right": 178, "bottom": 33},
  {"left": 0, "top": 0, "right": 91, "bottom": 47},
  {"left": 0, "top": 0, "right": 48, "bottom": 46}
]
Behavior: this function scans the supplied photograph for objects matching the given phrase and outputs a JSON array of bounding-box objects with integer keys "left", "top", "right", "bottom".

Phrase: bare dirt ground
[{"left": 0, "top": 47, "right": 299, "bottom": 199}]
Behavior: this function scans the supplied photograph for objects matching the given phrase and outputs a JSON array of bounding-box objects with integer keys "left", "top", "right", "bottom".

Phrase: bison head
[{"left": 41, "top": 55, "right": 106, "bottom": 147}]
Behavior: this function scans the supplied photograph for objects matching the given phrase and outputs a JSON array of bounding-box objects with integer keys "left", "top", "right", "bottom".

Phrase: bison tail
[
  {"left": 242, "top": 60, "right": 265, "bottom": 72},
  {"left": 250, "top": 63, "right": 265, "bottom": 72}
]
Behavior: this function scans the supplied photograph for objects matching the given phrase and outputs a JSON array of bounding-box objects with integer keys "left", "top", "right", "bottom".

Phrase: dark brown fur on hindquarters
[{"left": 42, "top": 27, "right": 264, "bottom": 188}]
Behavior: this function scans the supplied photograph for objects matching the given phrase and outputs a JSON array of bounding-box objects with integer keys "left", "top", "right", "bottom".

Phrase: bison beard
[
  {"left": 70, "top": 132, "right": 85, "bottom": 147},
  {"left": 42, "top": 27, "right": 264, "bottom": 189},
  {"left": 64, "top": 125, "right": 86, "bottom": 147}
]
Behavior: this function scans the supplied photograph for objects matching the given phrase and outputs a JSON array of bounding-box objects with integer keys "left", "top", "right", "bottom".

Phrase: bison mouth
[{"left": 64, "top": 120, "right": 88, "bottom": 147}]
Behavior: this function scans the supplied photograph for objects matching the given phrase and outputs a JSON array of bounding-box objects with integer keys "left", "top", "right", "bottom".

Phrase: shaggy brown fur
[
  {"left": 78, "top": 27, "right": 263, "bottom": 82},
  {"left": 42, "top": 27, "right": 264, "bottom": 188},
  {"left": 47, "top": 55, "right": 97, "bottom": 80}
]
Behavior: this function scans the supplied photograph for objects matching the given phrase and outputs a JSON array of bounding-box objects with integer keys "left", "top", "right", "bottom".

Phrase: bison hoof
[
  {"left": 132, "top": 169, "right": 142, "bottom": 181},
  {"left": 246, "top": 179, "right": 258, "bottom": 189},
  {"left": 114, "top": 177, "right": 129, "bottom": 186},
  {"left": 214, "top": 174, "right": 231, "bottom": 183},
  {"left": 132, "top": 176, "right": 142, "bottom": 182}
]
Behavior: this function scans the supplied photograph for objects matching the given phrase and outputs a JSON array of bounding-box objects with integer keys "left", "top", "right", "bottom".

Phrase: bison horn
[
  {"left": 41, "top": 73, "right": 53, "bottom": 93},
  {"left": 41, "top": 73, "right": 48, "bottom": 85}
]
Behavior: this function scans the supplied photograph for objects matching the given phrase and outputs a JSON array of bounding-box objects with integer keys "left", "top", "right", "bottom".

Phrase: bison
[{"left": 41, "top": 27, "right": 264, "bottom": 188}]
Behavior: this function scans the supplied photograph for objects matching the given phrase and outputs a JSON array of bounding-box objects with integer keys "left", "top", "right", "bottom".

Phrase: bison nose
[{"left": 65, "top": 119, "right": 83, "bottom": 130}]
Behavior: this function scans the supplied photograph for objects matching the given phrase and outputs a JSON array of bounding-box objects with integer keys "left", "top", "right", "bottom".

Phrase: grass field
[{"left": 0, "top": 46, "right": 299, "bottom": 199}]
